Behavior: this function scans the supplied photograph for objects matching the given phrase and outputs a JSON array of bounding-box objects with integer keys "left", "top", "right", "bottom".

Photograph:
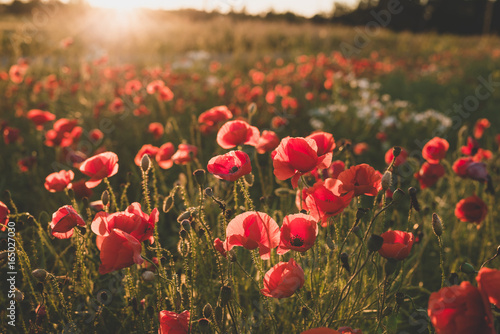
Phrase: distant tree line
[{"left": 0, "top": 0, "right": 498, "bottom": 35}]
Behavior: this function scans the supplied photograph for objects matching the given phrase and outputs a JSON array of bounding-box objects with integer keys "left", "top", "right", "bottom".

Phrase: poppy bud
[
  {"left": 35, "top": 282, "right": 44, "bottom": 293},
  {"left": 432, "top": 213, "right": 443, "bottom": 236},
  {"left": 220, "top": 286, "right": 232, "bottom": 306},
  {"left": 244, "top": 173, "right": 254, "bottom": 186},
  {"left": 163, "top": 195, "right": 174, "bottom": 213},
  {"left": 384, "top": 259, "right": 398, "bottom": 276},
  {"left": 326, "top": 237, "right": 336, "bottom": 251},
  {"left": 340, "top": 252, "right": 350, "bottom": 273},
  {"left": 392, "top": 146, "right": 401, "bottom": 158},
  {"left": 392, "top": 188, "right": 405, "bottom": 203},
  {"left": 460, "top": 262, "right": 476, "bottom": 275},
  {"left": 198, "top": 318, "right": 210, "bottom": 333},
  {"left": 351, "top": 226, "right": 363, "bottom": 240},
  {"left": 174, "top": 291, "right": 182, "bottom": 310},
  {"left": 141, "top": 154, "right": 151, "bottom": 173},
  {"left": 101, "top": 190, "right": 110, "bottom": 207},
  {"left": 204, "top": 187, "right": 213, "bottom": 197},
  {"left": 203, "top": 303, "right": 213, "bottom": 318},
  {"left": 177, "top": 210, "right": 192, "bottom": 223},
  {"left": 367, "top": 234, "right": 384, "bottom": 252},
  {"left": 180, "top": 229, "right": 189, "bottom": 240},
  {"left": 67, "top": 188, "right": 75, "bottom": 201},
  {"left": 181, "top": 219, "right": 191, "bottom": 231},
  {"left": 381, "top": 171, "right": 392, "bottom": 191},
  {"left": 356, "top": 208, "right": 369, "bottom": 221},
  {"left": 214, "top": 305, "right": 223, "bottom": 324},
  {"left": 248, "top": 102, "right": 257, "bottom": 116},
  {"left": 408, "top": 187, "right": 421, "bottom": 212},
  {"left": 32, "top": 269, "right": 48, "bottom": 282},
  {"left": 142, "top": 271, "right": 155, "bottom": 282},
  {"left": 193, "top": 169, "right": 206, "bottom": 187}
]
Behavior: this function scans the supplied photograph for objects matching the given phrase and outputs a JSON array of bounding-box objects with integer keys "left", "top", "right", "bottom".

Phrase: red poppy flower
[
  {"left": 148, "top": 122, "right": 164, "bottom": 140},
  {"left": 172, "top": 144, "right": 198, "bottom": 165},
  {"left": 301, "top": 328, "right": 340, "bottom": 334},
  {"left": 207, "top": 150, "right": 252, "bottom": 182},
  {"left": 44, "top": 119, "right": 79, "bottom": 147},
  {"left": 70, "top": 179, "right": 93, "bottom": 199},
  {"left": 428, "top": 281, "right": 495, "bottom": 334},
  {"left": 89, "top": 129, "right": 104, "bottom": 142},
  {"left": 414, "top": 162, "right": 445, "bottom": 189},
  {"left": 326, "top": 160, "right": 346, "bottom": 179},
  {"left": 278, "top": 213, "right": 318, "bottom": 254},
  {"left": 385, "top": 147, "right": 408, "bottom": 166},
  {"left": 378, "top": 230, "right": 414, "bottom": 260},
  {"left": 158, "top": 310, "right": 190, "bottom": 334},
  {"left": 108, "top": 97, "right": 125, "bottom": 114},
  {"left": 304, "top": 179, "right": 352, "bottom": 227},
  {"left": 216, "top": 120, "right": 260, "bottom": 149},
  {"left": 3, "top": 127, "right": 22, "bottom": 145},
  {"left": 98, "top": 228, "right": 144, "bottom": 275},
  {"left": 146, "top": 80, "right": 164, "bottom": 94},
  {"left": 261, "top": 258, "right": 305, "bottom": 299},
  {"left": 27, "top": 109, "right": 56, "bottom": 130},
  {"left": 272, "top": 136, "right": 331, "bottom": 189},
  {"left": 79, "top": 152, "right": 119, "bottom": 188},
  {"left": 198, "top": 105, "right": 233, "bottom": 134},
  {"left": 476, "top": 267, "right": 500, "bottom": 307},
  {"left": 474, "top": 118, "right": 490, "bottom": 139},
  {"left": 214, "top": 238, "right": 227, "bottom": 257},
  {"left": 452, "top": 157, "right": 473, "bottom": 178},
  {"left": 256, "top": 130, "right": 280, "bottom": 154},
  {"left": 461, "top": 137, "right": 480, "bottom": 156},
  {"left": 156, "top": 142, "right": 175, "bottom": 169},
  {"left": 134, "top": 144, "right": 159, "bottom": 166},
  {"left": 158, "top": 86, "right": 174, "bottom": 101},
  {"left": 306, "top": 131, "right": 335, "bottom": 162},
  {"left": 472, "top": 148, "right": 493, "bottom": 162},
  {"left": 124, "top": 79, "right": 142, "bottom": 95},
  {"left": 0, "top": 201, "right": 10, "bottom": 231},
  {"left": 44, "top": 170, "right": 74, "bottom": 192},
  {"left": 353, "top": 143, "right": 369, "bottom": 156},
  {"left": 454, "top": 195, "right": 488, "bottom": 225},
  {"left": 337, "top": 164, "right": 381, "bottom": 197},
  {"left": 50, "top": 205, "right": 85, "bottom": 239},
  {"left": 9, "top": 64, "right": 28, "bottom": 84},
  {"left": 422, "top": 137, "right": 449, "bottom": 164},
  {"left": 223, "top": 211, "right": 280, "bottom": 260}
]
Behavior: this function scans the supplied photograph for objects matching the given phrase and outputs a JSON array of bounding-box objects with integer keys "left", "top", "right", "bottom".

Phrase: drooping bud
[
  {"left": 193, "top": 169, "right": 206, "bottom": 187},
  {"left": 220, "top": 286, "right": 232, "bottom": 306},
  {"left": 367, "top": 234, "right": 384, "bottom": 252},
  {"left": 408, "top": 187, "right": 421, "bottom": 212},
  {"left": 326, "top": 237, "right": 336, "bottom": 251},
  {"left": 392, "top": 188, "right": 405, "bottom": 203},
  {"left": 432, "top": 213, "right": 443, "bottom": 237},
  {"left": 381, "top": 171, "right": 392, "bottom": 191},
  {"left": 392, "top": 146, "right": 401, "bottom": 158},
  {"left": 163, "top": 195, "right": 174, "bottom": 213},
  {"left": 340, "top": 252, "right": 350, "bottom": 273},
  {"left": 181, "top": 219, "right": 191, "bottom": 232},
  {"left": 179, "top": 229, "right": 189, "bottom": 240},
  {"left": 203, "top": 303, "right": 213, "bottom": 319},
  {"left": 460, "top": 263, "right": 476, "bottom": 275},
  {"left": 204, "top": 187, "right": 213, "bottom": 197},
  {"left": 141, "top": 154, "right": 151, "bottom": 173},
  {"left": 142, "top": 271, "right": 155, "bottom": 282},
  {"left": 101, "top": 190, "right": 110, "bottom": 207},
  {"left": 32, "top": 269, "right": 48, "bottom": 282},
  {"left": 214, "top": 305, "right": 223, "bottom": 324}
]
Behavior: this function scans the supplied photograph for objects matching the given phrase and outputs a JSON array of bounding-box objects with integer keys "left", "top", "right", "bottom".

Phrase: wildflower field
[{"left": 1, "top": 8, "right": 500, "bottom": 334}]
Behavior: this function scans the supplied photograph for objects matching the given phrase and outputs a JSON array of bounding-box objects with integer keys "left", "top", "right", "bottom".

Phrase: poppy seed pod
[
  {"left": 432, "top": 213, "right": 443, "bottom": 236},
  {"left": 203, "top": 303, "right": 213, "bottom": 318},
  {"left": 101, "top": 190, "right": 110, "bottom": 207},
  {"left": 142, "top": 271, "right": 155, "bottom": 282},
  {"left": 460, "top": 263, "right": 476, "bottom": 275},
  {"left": 32, "top": 269, "right": 48, "bottom": 282}
]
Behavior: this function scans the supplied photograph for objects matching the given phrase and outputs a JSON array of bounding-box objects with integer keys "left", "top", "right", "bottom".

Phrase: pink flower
[
  {"left": 79, "top": 152, "right": 119, "bottom": 188},
  {"left": 261, "top": 259, "right": 305, "bottom": 299},
  {"left": 50, "top": 205, "right": 85, "bottom": 239},
  {"left": 216, "top": 120, "right": 260, "bottom": 149},
  {"left": 207, "top": 150, "right": 252, "bottom": 181},
  {"left": 44, "top": 170, "right": 74, "bottom": 192},
  {"left": 278, "top": 213, "right": 318, "bottom": 254}
]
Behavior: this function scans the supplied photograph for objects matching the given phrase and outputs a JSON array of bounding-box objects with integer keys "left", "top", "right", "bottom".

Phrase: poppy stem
[
  {"left": 141, "top": 171, "right": 152, "bottom": 215},
  {"left": 103, "top": 178, "right": 118, "bottom": 212},
  {"left": 437, "top": 236, "right": 446, "bottom": 288}
]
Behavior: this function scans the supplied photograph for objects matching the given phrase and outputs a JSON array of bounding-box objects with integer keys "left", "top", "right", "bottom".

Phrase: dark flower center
[
  {"left": 290, "top": 235, "right": 304, "bottom": 247},
  {"left": 230, "top": 166, "right": 239, "bottom": 173}
]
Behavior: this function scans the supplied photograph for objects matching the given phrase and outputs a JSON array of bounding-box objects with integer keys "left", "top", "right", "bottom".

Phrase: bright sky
[{"left": 84, "top": 0, "right": 359, "bottom": 17}]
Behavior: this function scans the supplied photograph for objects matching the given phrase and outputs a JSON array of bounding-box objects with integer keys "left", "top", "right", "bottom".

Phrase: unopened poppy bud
[
  {"left": 384, "top": 259, "right": 398, "bottom": 276},
  {"left": 351, "top": 226, "right": 363, "bottom": 240},
  {"left": 408, "top": 187, "right": 421, "bottom": 212},
  {"left": 163, "top": 195, "right": 174, "bottom": 213},
  {"left": 326, "top": 237, "right": 336, "bottom": 250},
  {"left": 220, "top": 286, "right": 232, "bottom": 306},
  {"left": 174, "top": 291, "right": 182, "bottom": 310},
  {"left": 198, "top": 318, "right": 210, "bottom": 332},
  {"left": 35, "top": 282, "right": 44, "bottom": 293},
  {"left": 101, "top": 190, "right": 110, "bottom": 207},
  {"left": 396, "top": 292, "right": 405, "bottom": 306},
  {"left": 381, "top": 171, "right": 392, "bottom": 191},
  {"left": 177, "top": 210, "right": 192, "bottom": 223},
  {"left": 340, "top": 252, "right": 350, "bottom": 273},
  {"left": 32, "top": 269, "right": 48, "bottom": 282},
  {"left": 432, "top": 213, "right": 443, "bottom": 236},
  {"left": 227, "top": 250, "right": 237, "bottom": 262},
  {"left": 142, "top": 271, "right": 155, "bottom": 282},
  {"left": 214, "top": 305, "right": 223, "bottom": 324},
  {"left": 203, "top": 303, "right": 213, "bottom": 318},
  {"left": 392, "top": 188, "right": 405, "bottom": 202},
  {"left": 367, "top": 234, "right": 384, "bottom": 252},
  {"left": 180, "top": 229, "right": 189, "bottom": 240},
  {"left": 204, "top": 187, "right": 213, "bottom": 197},
  {"left": 460, "top": 262, "right": 476, "bottom": 274},
  {"left": 244, "top": 173, "right": 254, "bottom": 186},
  {"left": 392, "top": 146, "right": 401, "bottom": 158},
  {"left": 13, "top": 288, "right": 23, "bottom": 302},
  {"left": 141, "top": 154, "right": 151, "bottom": 173},
  {"left": 248, "top": 102, "right": 257, "bottom": 116},
  {"left": 181, "top": 219, "right": 191, "bottom": 231},
  {"left": 193, "top": 169, "right": 206, "bottom": 187}
]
